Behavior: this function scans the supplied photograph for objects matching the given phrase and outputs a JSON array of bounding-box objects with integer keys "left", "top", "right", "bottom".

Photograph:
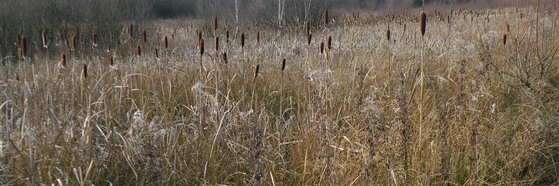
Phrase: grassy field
[{"left": 0, "top": 5, "right": 558, "bottom": 185}]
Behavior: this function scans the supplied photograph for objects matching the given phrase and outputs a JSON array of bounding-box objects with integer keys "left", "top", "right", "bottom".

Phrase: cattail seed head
[
  {"left": 41, "top": 30, "right": 48, "bottom": 48},
  {"left": 305, "top": 20, "right": 310, "bottom": 36},
  {"left": 197, "top": 30, "right": 202, "bottom": 45},
  {"left": 20, "top": 36, "right": 27, "bottom": 59},
  {"left": 60, "top": 53, "right": 66, "bottom": 67},
  {"left": 79, "top": 32, "right": 84, "bottom": 44},
  {"left": 129, "top": 24, "right": 134, "bottom": 38},
  {"left": 199, "top": 39, "right": 205, "bottom": 56},
  {"left": 71, "top": 35, "right": 76, "bottom": 51},
  {"left": 506, "top": 22, "right": 510, "bottom": 33},
  {"left": 110, "top": 56, "right": 114, "bottom": 66},
  {"left": 92, "top": 32, "right": 98, "bottom": 48},
  {"left": 214, "top": 36, "right": 219, "bottom": 51},
  {"left": 327, "top": 35, "right": 332, "bottom": 49},
  {"left": 82, "top": 64, "right": 88, "bottom": 79},
  {"left": 240, "top": 32, "right": 245, "bottom": 48},
  {"left": 323, "top": 9, "right": 329, "bottom": 27},
  {"left": 386, "top": 26, "right": 391, "bottom": 41},
  {"left": 420, "top": 11, "right": 427, "bottom": 37},
  {"left": 254, "top": 64, "right": 260, "bottom": 80},
  {"left": 137, "top": 45, "right": 142, "bottom": 56},
  {"left": 281, "top": 58, "right": 286, "bottom": 71},
  {"left": 164, "top": 36, "right": 169, "bottom": 49},
  {"left": 307, "top": 33, "right": 312, "bottom": 45},
  {"left": 256, "top": 30, "right": 260, "bottom": 43},
  {"left": 503, "top": 34, "right": 507, "bottom": 46},
  {"left": 226, "top": 29, "right": 230, "bottom": 43},
  {"left": 142, "top": 29, "right": 147, "bottom": 43},
  {"left": 212, "top": 16, "right": 218, "bottom": 31}
]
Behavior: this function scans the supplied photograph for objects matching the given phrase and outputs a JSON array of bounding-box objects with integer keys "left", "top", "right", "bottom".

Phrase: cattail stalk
[
  {"left": 319, "top": 41, "right": 324, "bottom": 55},
  {"left": 199, "top": 39, "right": 205, "bottom": 56},
  {"left": 305, "top": 20, "right": 310, "bottom": 36}
]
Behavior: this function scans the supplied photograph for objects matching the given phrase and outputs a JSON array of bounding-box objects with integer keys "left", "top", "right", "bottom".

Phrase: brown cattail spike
[
  {"left": 240, "top": 32, "right": 245, "bottom": 48},
  {"left": 323, "top": 9, "right": 329, "bottom": 27},
  {"left": 164, "top": 36, "right": 169, "bottom": 49},
  {"left": 79, "top": 32, "right": 83, "bottom": 44},
  {"left": 281, "top": 58, "right": 286, "bottom": 71},
  {"left": 60, "top": 53, "right": 66, "bottom": 67},
  {"left": 226, "top": 29, "right": 230, "bottom": 43},
  {"left": 71, "top": 35, "right": 76, "bottom": 51},
  {"left": 82, "top": 64, "right": 88, "bottom": 79},
  {"left": 420, "top": 11, "right": 427, "bottom": 37},
  {"left": 305, "top": 20, "right": 310, "bottom": 36},
  {"left": 256, "top": 31, "right": 260, "bottom": 43},
  {"left": 92, "top": 33, "right": 98, "bottom": 48},
  {"left": 21, "top": 36, "right": 27, "bottom": 59},
  {"left": 307, "top": 33, "right": 312, "bottom": 45},
  {"left": 386, "top": 26, "right": 391, "bottom": 41},
  {"left": 214, "top": 36, "right": 219, "bottom": 51},
  {"left": 142, "top": 29, "right": 147, "bottom": 43},
  {"left": 41, "top": 30, "right": 47, "bottom": 48},
  {"left": 129, "top": 24, "right": 134, "bottom": 38},
  {"left": 327, "top": 35, "right": 332, "bottom": 49},
  {"left": 199, "top": 39, "right": 205, "bottom": 56},
  {"left": 503, "top": 34, "right": 507, "bottom": 46},
  {"left": 212, "top": 16, "right": 218, "bottom": 31},
  {"left": 110, "top": 56, "right": 114, "bottom": 66},
  {"left": 137, "top": 45, "right": 142, "bottom": 57},
  {"left": 254, "top": 64, "right": 260, "bottom": 81}
]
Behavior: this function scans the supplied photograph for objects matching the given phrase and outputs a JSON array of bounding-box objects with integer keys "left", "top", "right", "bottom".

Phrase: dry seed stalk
[
  {"left": 82, "top": 64, "right": 88, "bottom": 79},
  {"left": 420, "top": 11, "right": 427, "bottom": 37},
  {"left": 327, "top": 35, "right": 332, "bottom": 49},
  {"left": 142, "top": 29, "right": 147, "bottom": 43},
  {"left": 137, "top": 45, "right": 142, "bottom": 57},
  {"left": 199, "top": 39, "right": 205, "bottom": 56},
  {"left": 214, "top": 36, "right": 219, "bottom": 51},
  {"left": 60, "top": 53, "right": 66, "bottom": 67},
  {"left": 71, "top": 35, "right": 76, "bottom": 51},
  {"left": 388, "top": 25, "right": 392, "bottom": 41},
  {"left": 164, "top": 36, "right": 169, "bottom": 49},
  {"left": 323, "top": 9, "right": 329, "bottom": 27},
  {"left": 305, "top": 20, "right": 310, "bottom": 36},
  {"left": 281, "top": 58, "right": 286, "bottom": 71},
  {"left": 240, "top": 32, "right": 245, "bottom": 48},
  {"left": 212, "top": 16, "right": 218, "bottom": 31},
  {"left": 254, "top": 64, "right": 260, "bottom": 81}
]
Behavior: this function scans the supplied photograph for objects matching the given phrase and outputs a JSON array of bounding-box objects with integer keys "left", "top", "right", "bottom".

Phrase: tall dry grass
[{"left": 0, "top": 6, "right": 558, "bottom": 186}]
